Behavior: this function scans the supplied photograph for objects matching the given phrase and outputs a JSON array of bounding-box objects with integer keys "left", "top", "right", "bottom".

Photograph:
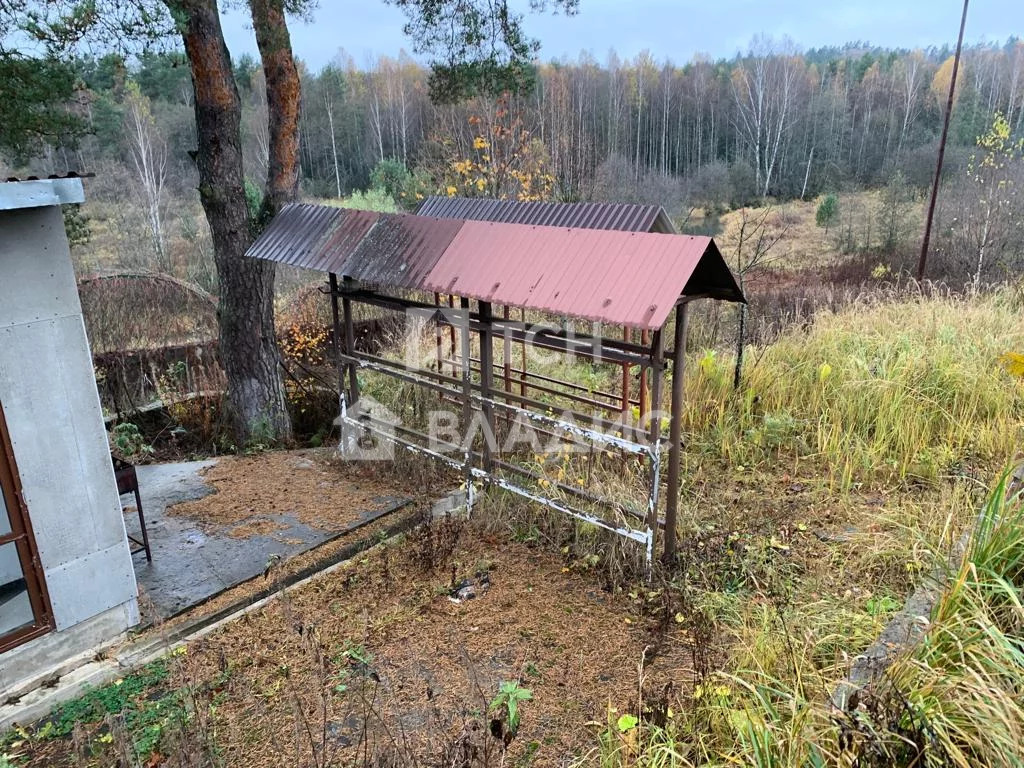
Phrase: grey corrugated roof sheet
[{"left": 416, "top": 196, "right": 676, "bottom": 233}]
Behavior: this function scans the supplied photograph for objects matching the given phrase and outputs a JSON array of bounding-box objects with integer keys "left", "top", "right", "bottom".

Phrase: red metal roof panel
[{"left": 423, "top": 221, "right": 721, "bottom": 329}]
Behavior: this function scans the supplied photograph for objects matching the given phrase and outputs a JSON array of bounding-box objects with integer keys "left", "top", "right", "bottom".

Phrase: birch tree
[
  {"left": 965, "top": 112, "right": 1024, "bottom": 288},
  {"left": 732, "top": 36, "right": 801, "bottom": 197},
  {"left": 124, "top": 80, "right": 168, "bottom": 268}
]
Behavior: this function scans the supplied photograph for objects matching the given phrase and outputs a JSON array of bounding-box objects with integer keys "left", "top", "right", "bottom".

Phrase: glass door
[{"left": 0, "top": 402, "right": 52, "bottom": 653}]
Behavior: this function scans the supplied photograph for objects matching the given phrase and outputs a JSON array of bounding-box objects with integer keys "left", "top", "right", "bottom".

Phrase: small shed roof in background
[
  {"left": 249, "top": 202, "right": 744, "bottom": 330},
  {"left": 417, "top": 196, "right": 676, "bottom": 234},
  {"left": 0, "top": 177, "right": 85, "bottom": 211}
]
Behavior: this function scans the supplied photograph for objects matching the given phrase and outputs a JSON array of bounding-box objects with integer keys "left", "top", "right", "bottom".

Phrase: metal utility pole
[{"left": 917, "top": 0, "right": 969, "bottom": 283}]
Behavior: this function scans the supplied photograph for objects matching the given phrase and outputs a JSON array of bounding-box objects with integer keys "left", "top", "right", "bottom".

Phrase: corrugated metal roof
[
  {"left": 417, "top": 196, "right": 675, "bottom": 233},
  {"left": 424, "top": 222, "right": 726, "bottom": 329},
  {"left": 247, "top": 201, "right": 352, "bottom": 270},
  {"left": 338, "top": 213, "right": 463, "bottom": 289},
  {"left": 247, "top": 203, "right": 744, "bottom": 330},
  {"left": 2, "top": 171, "right": 94, "bottom": 183},
  {"left": 0, "top": 176, "right": 86, "bottom": 210},
  {"left": 248, "top": 204, "right": 459, "bottom": 287}
]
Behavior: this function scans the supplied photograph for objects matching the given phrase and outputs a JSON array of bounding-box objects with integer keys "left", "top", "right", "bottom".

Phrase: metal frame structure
[
  {"left": 326, "top": 281, "right": 706, "bottom": 567},
  {"left": 248, "top": 201, "right": 745, "bottom": 565}
]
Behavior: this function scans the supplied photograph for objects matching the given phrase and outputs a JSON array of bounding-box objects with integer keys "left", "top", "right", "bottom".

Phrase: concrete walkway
[{"left": 124, "top": 460, "right": 408, "bottom": 621}]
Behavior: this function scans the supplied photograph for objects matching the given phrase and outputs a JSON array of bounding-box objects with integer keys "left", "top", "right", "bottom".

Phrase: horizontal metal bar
[
  {"left": 462, "top": 354, "right": 638, "bottom": 406},
  {"left": 450, "top": 357, "right": 628, "bottom": 414},
  {"left": 471, "top": 467, "right": 651, "bottom": 544},
  {"left": 338, "top": 413, "right": 651, "bottom": 545},
  {"left": 337, "top": 288, "right": 655, "bottom": 367},
  {"left": 470, "top": 390, "right": 653, "bottom": 456},
  {"left": 362, "top": 413, "right": 647, "bottom": 522},
  {"left": 492, "top": 458, "right": 647, "bottom": 521},
  {"left": 342, "top": 350, "right": 649, "bottom": 443}
]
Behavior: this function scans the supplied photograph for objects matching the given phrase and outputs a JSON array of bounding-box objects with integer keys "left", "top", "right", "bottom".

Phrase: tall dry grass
[
  {"left": 684, "top": 289, "right": 1024, "bottom": 485},
  {"left": 577, "top": 471, "right": 1024, "bottom": 768}
]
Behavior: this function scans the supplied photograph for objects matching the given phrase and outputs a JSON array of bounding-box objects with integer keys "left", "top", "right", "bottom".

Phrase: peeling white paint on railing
[{"left": 336, "top": 410, "right": 654, "bottom": 567}]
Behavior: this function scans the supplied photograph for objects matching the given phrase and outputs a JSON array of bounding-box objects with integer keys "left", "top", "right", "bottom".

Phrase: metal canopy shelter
[{"left": 248, "top": 200, "right": 745, "bottom": 564}]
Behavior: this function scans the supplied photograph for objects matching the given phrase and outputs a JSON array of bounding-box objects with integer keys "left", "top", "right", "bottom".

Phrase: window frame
[{"left": 0, "top": 402, "right": 54, "bottom": 654}]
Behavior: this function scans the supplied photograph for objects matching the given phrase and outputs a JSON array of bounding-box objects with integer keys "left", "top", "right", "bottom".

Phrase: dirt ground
[
  {"left": 16, "top": 520, "right": 694, "bottom": 768},
  {"left": 169, "top": 450, "right": 415, "bottom": 533},
  {"left": 183, "top": 526, "right": 693, "bottom": 767},
  {"left": 133, "top": 448, "right": 438, "bottom": 632}
]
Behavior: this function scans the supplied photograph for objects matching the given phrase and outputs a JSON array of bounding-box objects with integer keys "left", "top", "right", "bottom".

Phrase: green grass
[
  {"left": 1, "top": 649, "right": 221, "bottom": 767},
  {"left": 576, "top": 471, "right": 1024, "bottom": 768},
  {"left": 881, "top": 472, "right": 1024, "bottom": 768},
  {"left": 571, "top": 289, "right": 1024, "bottom": 767}
]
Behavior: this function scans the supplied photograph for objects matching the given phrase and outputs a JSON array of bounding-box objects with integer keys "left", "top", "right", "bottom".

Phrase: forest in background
[{"left": 4, "top": 36, "right": 1024, "bottom": 292}]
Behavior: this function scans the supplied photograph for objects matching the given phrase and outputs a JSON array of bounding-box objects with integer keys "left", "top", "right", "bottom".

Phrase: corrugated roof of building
[
  {"left": 416, "top": 196, "right": 676, "bottom": 233},
  {"left": 424, "top": 222, "right": 728, "bottom": 328},
  {"left": 248, "top": 204, "right": 460, "bottom": 288},
  {"left": 339, "top": 213, "right": 463, "bottom": 289},
  {"left": 248, "top": 203, "right": 743, "bottom": 330},
  {"left": 2, "top": 172, "right": 94, "bottom": 183}
]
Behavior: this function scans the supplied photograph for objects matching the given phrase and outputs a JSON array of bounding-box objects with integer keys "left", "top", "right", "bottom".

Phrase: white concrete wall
[{"left": 0, "top": 203, "right": 139, "bottom": 678}]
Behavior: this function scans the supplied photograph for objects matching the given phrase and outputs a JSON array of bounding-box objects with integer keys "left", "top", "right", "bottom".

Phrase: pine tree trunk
[
  {"left": 250, "top": 0, "right": 301, "bottom": 216},
  {"left": 174, "top": 0, "right": 291, "bottom": 444}
]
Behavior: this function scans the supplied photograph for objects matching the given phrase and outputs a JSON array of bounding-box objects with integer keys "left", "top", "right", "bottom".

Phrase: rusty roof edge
[{"left": 2, "top": 171, "right": 95, "bottom": 182}]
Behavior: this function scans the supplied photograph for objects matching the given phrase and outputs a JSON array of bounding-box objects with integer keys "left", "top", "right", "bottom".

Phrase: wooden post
[
  {"left": 434, "top": 292, "right": 444, "bottom": 374},
  {"left": 341, "top": 276, "right": 358, "bottom": 407},
  {"left": 646, "top": 328, "right": 665, "bottom": 553},
  {"left": 621, "top": 325, "right": 631, "bottom": 415},
  {"left": 459, "top": 297, "right": 474, "bottom": 496},
  {"left": 479, "top": 300, "right": 496, "bottom": 469},
  {"left": 328, "top": 274, "right": 345, "bottom": 405},
  {"left": 664, "top": 303, "right": 689, "bottom": 560},
  {"left": 917, "top": 0, "right": 969, "bottom": 282}
]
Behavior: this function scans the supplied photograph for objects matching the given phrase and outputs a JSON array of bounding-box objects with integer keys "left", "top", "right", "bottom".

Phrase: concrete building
[{"left": 0, "top": 177, "right": 138, "bottom": 695}]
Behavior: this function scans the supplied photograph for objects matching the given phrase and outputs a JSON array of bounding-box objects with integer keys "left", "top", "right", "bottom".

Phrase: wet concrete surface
[{"left": 122, "top": 460, "right": 408, "bottom": 620}]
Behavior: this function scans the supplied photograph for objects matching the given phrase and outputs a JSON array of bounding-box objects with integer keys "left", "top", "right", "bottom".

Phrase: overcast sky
[{"left": 218, "top": 0, "right": 1021, "bottom": 71}]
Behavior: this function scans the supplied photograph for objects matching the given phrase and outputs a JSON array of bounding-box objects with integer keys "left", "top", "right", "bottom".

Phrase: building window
[{"left": 0, "top": 402, "right": 53, "bottom": 653}]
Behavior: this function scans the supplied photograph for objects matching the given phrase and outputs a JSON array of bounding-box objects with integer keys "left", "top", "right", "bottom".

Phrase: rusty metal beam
[
  {"left": 621, "top": 326, "right": 631, "bottom": 414},
  {"left": 433, "top": 292, "right": 444, "bottom": 373},
  {"left": 446, "top": 357, "right": 629, "bottom": 415},
  {"left": 329, "top": 274, "right": 346, "bottom": 408},
  {"left": 341, "top": 276, "right": 359, "bottom": 405},
  {"left": 479, "top": 300, "right": 496, "bottom": 469},
  {"left": 646, "top": 328, "right": 665, "bottom": 556},
  {"left": 334, "top": 287, "right": 655, "bottom": 365},
  {"left": 664, "top": 303, "right": 688, "bottom": 560},
  {"left": 503, "top": 304, "right": 512, "bottom": 396}
]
